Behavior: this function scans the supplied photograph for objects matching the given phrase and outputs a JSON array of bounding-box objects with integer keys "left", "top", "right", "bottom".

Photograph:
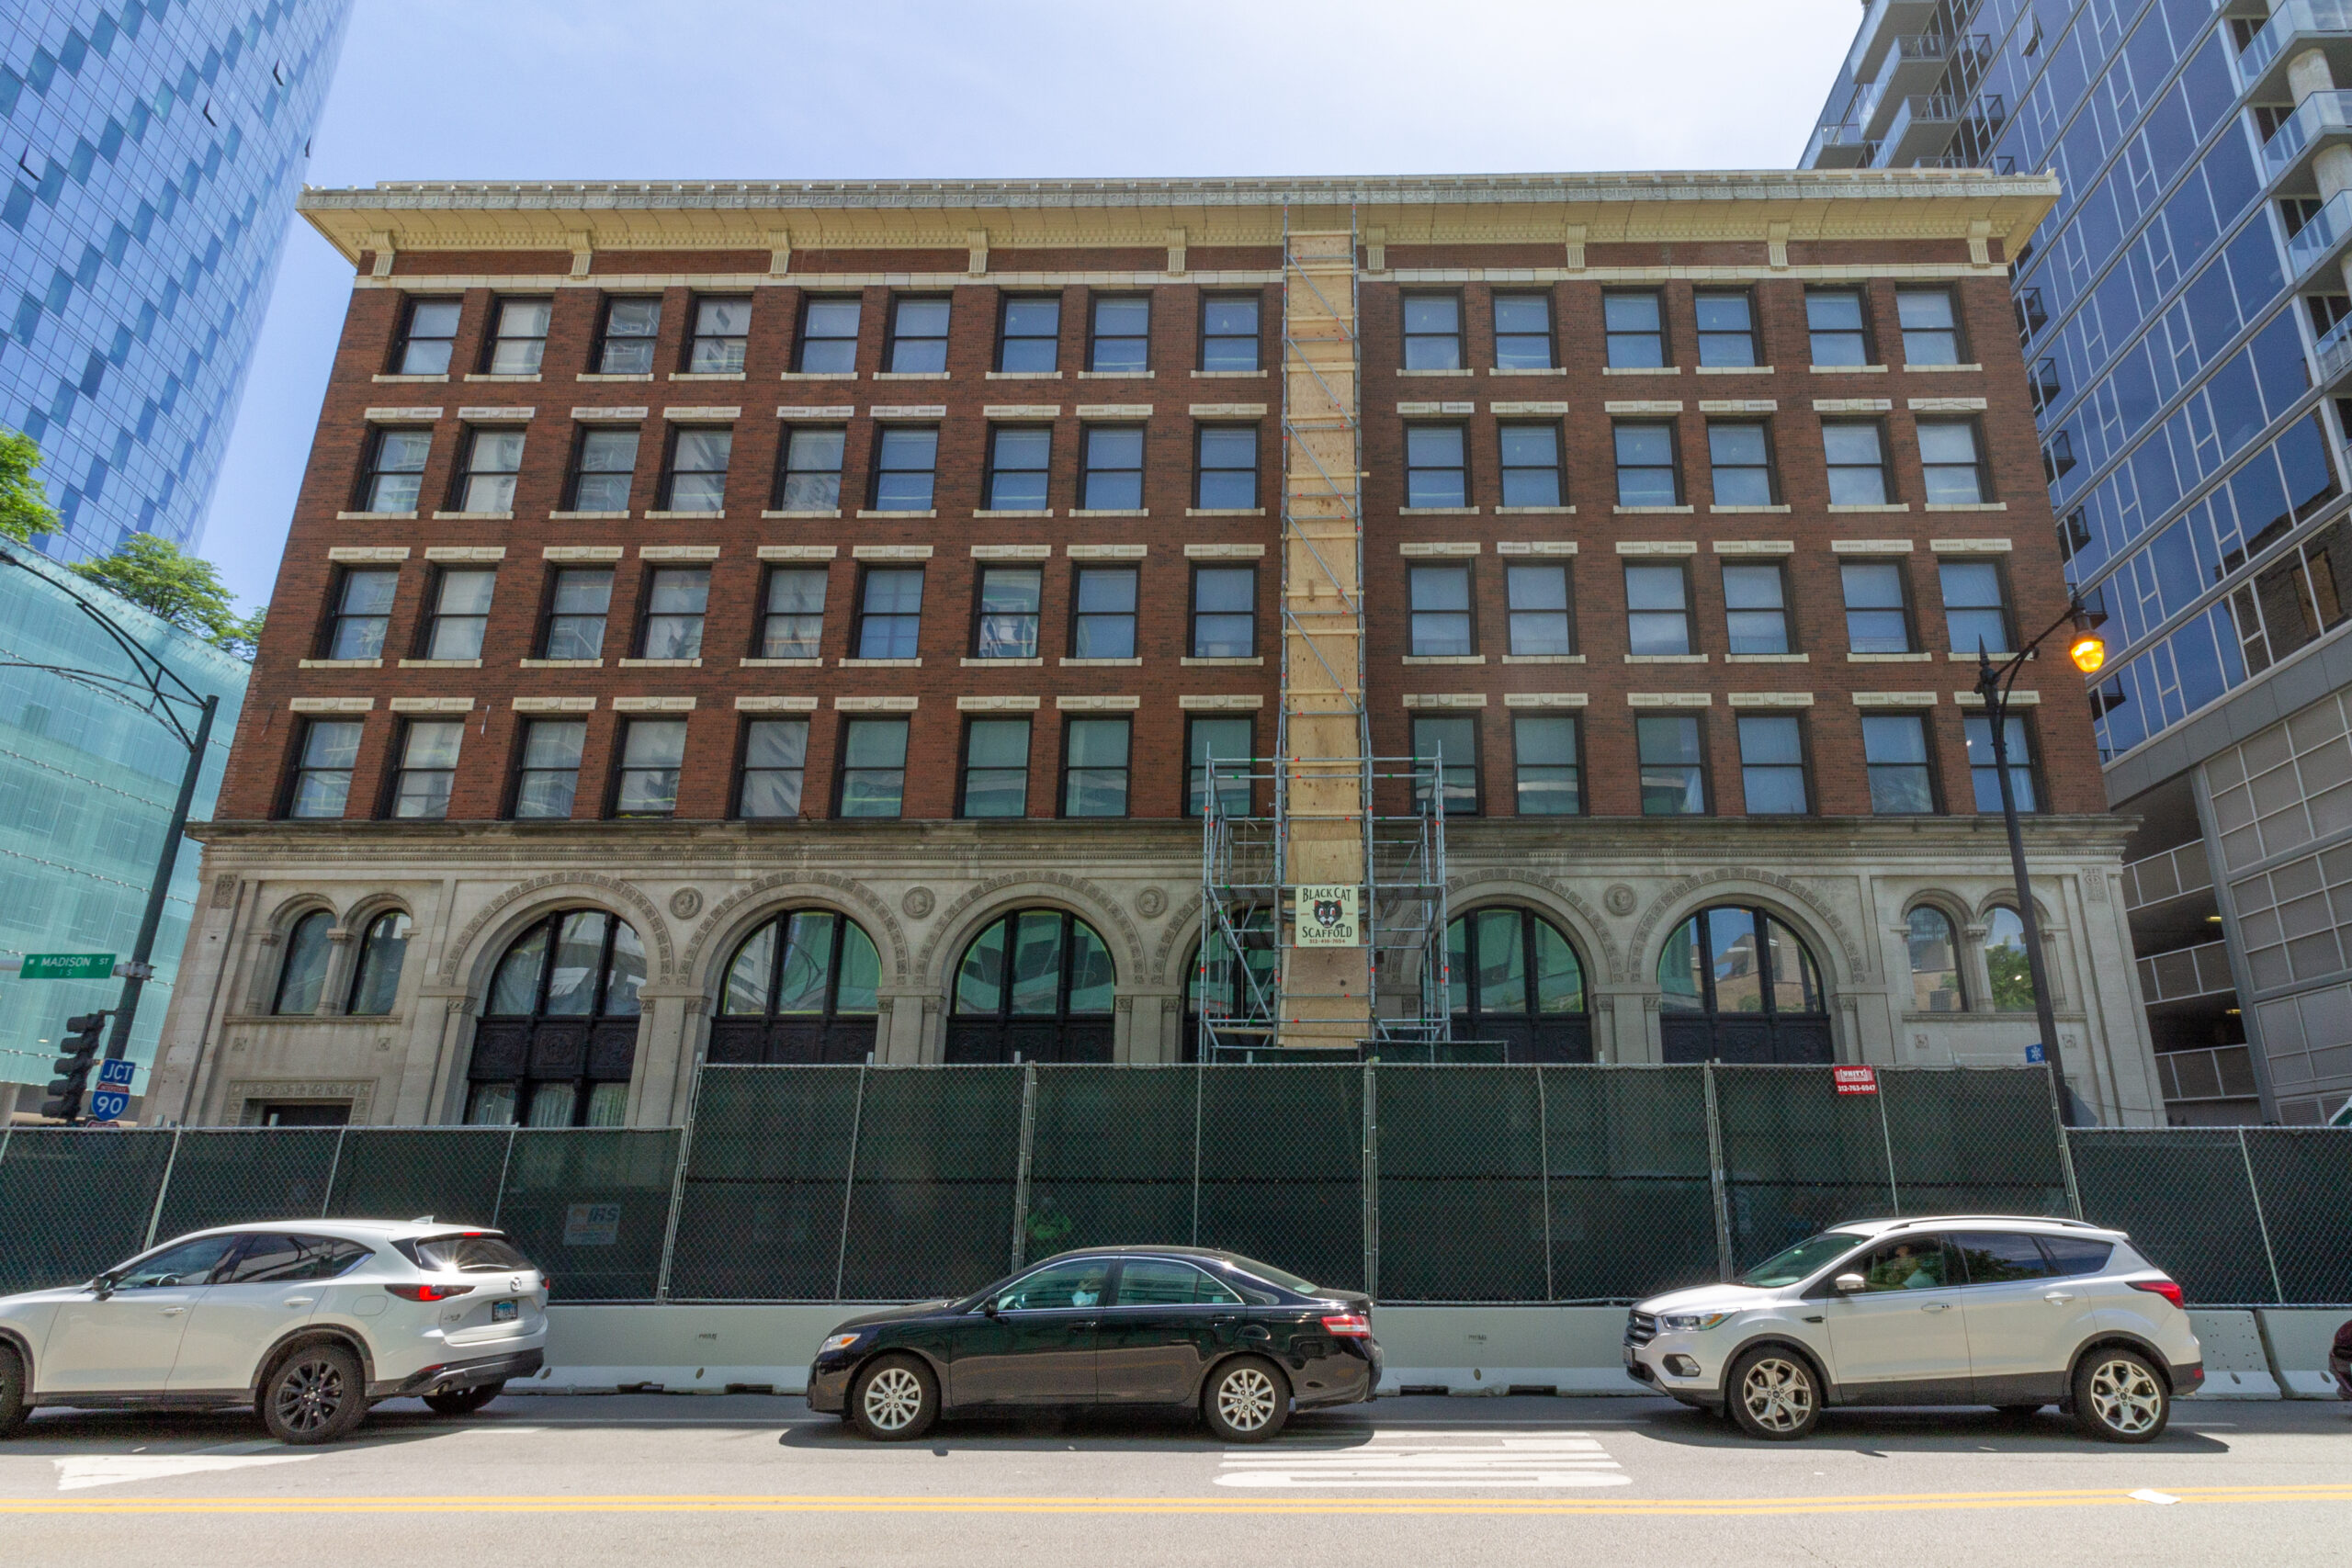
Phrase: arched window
[
  {"left": 1906, "top": 907, "right": 1963, "bottom": 1014},
  {"left": 1984, "top": 905, "right": 2039, "bottom": 1011},
  {"left": 1442, "top": 908, "right": 1592, "bottom": 1062},
  {"left": 1183, "top": 908, "right": 1276, "bottom": 1062},
  {"left": 467, "top": 909, "right": 645, "bottom": 1127},
  {"left": 709, "top": 910, "right": 881, "bottom": 1064},
  {"left": 273, "top": 910, "right": 334, "bottom": 1015},
  {"left": 947, "top": 909, "right": 1115, "bottom": 1063},
  {"left": 1657, "top": 905, "right": 1831, "bottom": 1064},
  {"left": 345, "top": 911, "right": 412, "bottom": 1016}
]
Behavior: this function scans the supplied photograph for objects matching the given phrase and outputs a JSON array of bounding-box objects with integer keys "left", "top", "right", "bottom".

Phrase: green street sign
[{"left": 17, "top": 953, "right": 116, "bottom": 980}]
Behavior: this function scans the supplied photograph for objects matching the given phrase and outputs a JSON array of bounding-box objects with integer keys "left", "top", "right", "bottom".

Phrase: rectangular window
[
  {"left": 1613, "top": 422, "right": 1679, "bottom": 506},
  {"left": 1965, "top": 714, "right": 2037, "bottom": 812},
  {"left": 1090, "top": 296, "right": 1149, "bottom": 372},
  {"left": 1405, "top": 424, "right": 1467, "bottom": 507},
  {"left": 1722, "top": 562, "right": 1790, "bottom": 654},
  {"left": 486, "top": 298, "right": 550, "bottom": 375},
  {"left": 391, "top": 719, "right": 463, "bottom": 819},
  {"left": 1201, "top": 295, "right": 1261, "bottom": 371},
  {"left": 661, "top": 427, "right": 731, "bottom": 512},
  {"left": 1191, "top": 566, "right": 1256, "bottom": 658},
  {"left": 1823, "top": 422, "right": 1890, "bottom": 505},
  {"left": 838, "top": 718, "right": 910, "bottom": 818},
  {"left": 854, "top": 567, "right": 924, "bottom": 659},
  {"left": 614, "top": 718, "right": 687, "bottom": 817},
  {"left": 961, "top": 717, "right": 1031, "bottom": 818},
  {"left": 1062, "top": 716, "right": 1131, "bottom": 817},
  {"left": 360, "top": 427, "right": 431, "bottom": 513},
  {"left": 1402, "top": 294, "right": 1463, "bottom": 370},
  {"left": 1896, "top": 287, "right": 1962, "bottom": 366},
  {"left": 1072, "top": 566, "right": 1138, "bottom": 658},
  {"left": 1707, "top": 422, "right": 1774, "bottom": 506},
  {"left": 1737, "top": 715, "right": 1808, "bottom": 815},
  {"left": 998, "top": 296, "right": 1061, "bottom": 373},
  {"left": 975, "top": 566, "right": 1043, "bottom": 658},
  {"left": 1408, "top": 564, "right": 1473, "bottom": 656},
  {"left": 737, "top": 718, "right": 808, "bottom": 818},
  {"left": 542, "top": 568, "right": 612, "bottom": 660},
  {"left": 424, "top": 568, "right": 494, "bottom": 660},
  {"left": 1623, "top": 562, "right": 1692, "bottom": 656},
  {"left": 288, "top": 720, "right": 362, "bottom": 818},
  {"left": 1187, "top": 716, "right": 1252, "bottom": 818},
  {"left": 759, "top": 566, "right": 828, "bottom": 659},
  {"left": 1498, "top": 423, "right": 1563, "bottom": 507},
  {"left": 1841, "top": 560, "right": 1912, "bottom": 652},
  {"left": 688, "top": 296, "right": 751, "bottom": 373},
  {"left": 639, "top": 568, "right": 709, "bottom": 660},
  {"left": 1636, "top": 715, "right": 1706, "bottom": 815},
  {"left": 1512, "top": 714, "right": 1580, "bottom": 816},
  {"left": 512, "top": 718, "right": 586, "bottom": 819},
  {"left": 1195, "top": 425, "right": 1258, "bottom": 509},
  {"left": 456, "top": 427, "right": 524, "bottom": 513},
  {"left": 1413, "top": 715, "right": 1479, "bottom": 817},
  {"left": 985, "top": 426, "right": 1051, "bottom": 510},
  {"left": 568, "top": 426, "right": 638, "bottom": 512},
  {"left": 775, "top": 425, "right": 843, "bottom": 511},
  {"left": 1505, "top": 563, "right": 1573, "bottom": 655},
  {"left": 1492, "top": 292, "right": 1554, "bottom": 369},
  {"left": 325, "top": 568, "right": 397, "bottom": 660},
  {"left": 597, "top": 297, "right": 662, "bottom": 375},
  {"left": 1806, "top": 288, "right": 1870, "bottom": 366},
  {"left": 1603, "top": 290, "right": 1665, "bottom": 367},
  {"left": 1863, "top": 714, "right": 1935, "bottom": 814},
  {"left": 1939, "top": 559, "right": 2010, "bottom": 654},
  {"left": 1080, "top": 426, "right": 1144, "bottom": 509},
  {"left": 796, "top": 297, "right": 862, "bottom": 373},
  {"left": 872, "top": 425, "right": 938, "bottom": 510},
  {"left": 1918, "top": 420, "right": 1987, "bottom": 503},
  {"left": 886, "top": 296, "right": 950, "bottom": 372},
  {"left": 397, "top": 298, "right": 459, "bottom": 375},
  {"left": 1694, "top": 290, "right": 1757, "bottom": 367}
]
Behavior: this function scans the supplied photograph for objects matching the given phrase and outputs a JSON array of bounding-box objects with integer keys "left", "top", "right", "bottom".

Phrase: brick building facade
[{"left": 147, "top": 173, "right": 2169, "bottom": 1129}]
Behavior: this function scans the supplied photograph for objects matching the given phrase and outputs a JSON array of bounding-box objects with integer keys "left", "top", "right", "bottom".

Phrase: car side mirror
[
  {"left": 981, "top": 1301, "right": 1001, "bottom": 1318},
  {"left": 89, "top": 1273, "right": 117, "bottom": 1300},
  {"left": 1833, "top": 1272, "right": 1867, "bottom": 1294}
]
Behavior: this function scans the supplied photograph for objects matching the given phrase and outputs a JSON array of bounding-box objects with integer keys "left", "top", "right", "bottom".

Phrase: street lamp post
[{"left": 1974, "top": 594, "right": 2107, "bottom": 1127}]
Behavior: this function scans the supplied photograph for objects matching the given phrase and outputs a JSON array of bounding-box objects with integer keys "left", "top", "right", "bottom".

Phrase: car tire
[
  {"left": 424, "top": 1382, "right": 503, "bottom": 1416},
  {"left": 847, "top": 1354, "right": 938, "bottom": 1442},
  {"left": 1726, "top": 1346, "right": 1821, "bottom": 1441},
  {"left": 1202, "top": 1356, "right": 1290, "bottom": 1443},
  {"left": 2073, "top": 1348, "right": 2168, "bottom": 1444},
  {"left": 259, "top": 1343, "right": 368, "bottom": 1446},
  {"left": 0, "top": 1344, "right": 27, "bottom": 1438}
]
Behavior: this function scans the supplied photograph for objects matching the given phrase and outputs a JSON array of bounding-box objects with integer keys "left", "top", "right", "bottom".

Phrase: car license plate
[{"left": 492, "top": 1299, "right": 518, "bottom": 1324}]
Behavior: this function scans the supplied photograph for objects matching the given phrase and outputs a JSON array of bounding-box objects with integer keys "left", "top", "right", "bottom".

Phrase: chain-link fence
[{"left": 3, "top": 1068, "right": 2346, "bottom": 1306}]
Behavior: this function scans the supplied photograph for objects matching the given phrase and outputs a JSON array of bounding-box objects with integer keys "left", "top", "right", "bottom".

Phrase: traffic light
[{"left": 40, "top": 1012, "right": 108, "bottom": 1122}]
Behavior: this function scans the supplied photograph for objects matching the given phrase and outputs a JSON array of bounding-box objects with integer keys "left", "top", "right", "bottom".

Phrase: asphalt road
[{"left": 1, "top": 1392, "right": 2346, "bottom": 1565}]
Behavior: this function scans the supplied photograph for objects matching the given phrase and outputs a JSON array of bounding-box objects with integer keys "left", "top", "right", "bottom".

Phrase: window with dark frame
[
  {"left": 638, "top": 568, "right": 709, "bottom": 660},
  {"left": 1408, "top": 563, "right": 1473, "bottom": 656},
  {"left": 325, "top": 568, "right": 397, "bottom": 660},
  {"left": 596, "top": 297, "right": 662, "bottom": 375},
  {"left": 687, "top": 297, "right": 751, "bottom": 373},
  {"left": 1402, "top": 294, "right": 1464, "bottom": 370},
  {"left": 1823, "top": 422, "right": 1891, "bottom": 504},
  {"left": 985, "top": 427, "right": 1051, "bottom": 510},
  {"left": 1405, "top": 424, "right": 1468, "bottom": 507},
  {"left": 1512, "top": 714, "right": 1580, "bottom": 816},
  {"left": 1187, "top": 716, "right": 1252, "bottom": 818},
  {"left": 1896, "top": 288, "right": 1963, "bottom": 365},
  {"left": 288, "top": 719, "right": 361, "bottom": 818},
  {"left": 511, "top": 717, "right": 587, "bottom": 819},
  {"left": 469, "top": 910, "right": 644, "bottom": 1127},
  {"left": 423, "top": 568, "right": 494, "bottom": 660},
  {"left": 1806, "top": 288, "right": 1870, "bottom": 366},
  {"left": 1090, "top": 296, "right": 1149, "bottom": 372},
  {"left": 961, "top": 717, "right": 1032, "bottom": 818},
  {"left": 1637, "top": 714, "right": 1706, "bottom": 815},
  {"left": 541, "top": 568, "right": 613, "bottom": 660},
  {"left": 1863, "top": 713, "right": 1936, "bottom": 814},
  {"left": 871, "top": 425, "right": 938, "bottom": 511},
  {"left": 837, "top": 717, "right": 909, "bottom": 817},
  {"left": 1918, "top": 420, "right": 1988, "bottom": 503},
  {"left": 486, "top": 298, "right": 550, "bottom": 375},
  {"left": 1624, "top": 561, "right": 1692, "bottom": 656},
  {"left": 390, "top": 719, "right": 462, "bottom": 820},
  {"left": 775, "top": 425, "right": 844, "bottom": 511},
  {"left": 998, "top": 296, "right": 1061, "bottom": 374},
  {"left": 759, "top": 567, "right": 828, "bottom": 659},
  {"left": 1071, "top": 566, "right": 1138, "bottom": 658},
  {"left": 455, "top": 426, "right": 524, "bottom": 513},
  {"left": 1722, "top": 562, "right": 1791, "bottom": 654},
  {"left": 975, "top": 566, "right": 1043, "bottom": 659},
  {"left": 796, "top": 297, "right": 862, "bottom": 373},
  {"left": 661, "top": 427, "right": 731, "bottom": 512},
  {"left": 736, "top": 717, "right": 808, "bottom": 818},
  {"left": 1841, "top": 560, "right": 1913, "bottom": 652},
  {"left": 1965, "top": 713, "right": 2038, "bottom": 811},
  {"left": 1939, "top": 559, "right": 2011, "bottom": 654},
  {"left": 612, "top": 717, "right": 687, "bottom": 817},
  {"left": 396, "top": 298, "right": 460, "bottom": 375},
  {"left": 1201, "top": 296, "right": 1261, "bottom": 371},
  {"left": 1190, "top": 565, "right": 1256, "bottom": 658},
  {"left": 1498, "top": 423, "right": 1563, "bottom": 507},
  {"left": 1412, "top": 715, "right": 1479, "bottom": 817},
  {"left": 1694, "top": 291, "right": 1758, "bottom": 367},
  {"left": 1195, "top": 425, "right": 1258, "bottom": 509},
  {"left": 1736, "top": 714, "right": 1807, "bottom": 815},
  {"left": 886, "top": 297, "right": 950, "bottom": 372},
  {"left": 567, "top": 426, "right": 638, "bottom": 512},
  {"left": 1492, "top": 292, "right": 1554, "bottom": 369},
  {"left": 1080, "top": 426, "right": 1144, "bottom": 509},
  {"left": 1603, "top": 290, "right": 1665, "bottom": 367},
  {"left": 1707, "top": 422, "right": 1775, "bottom": 505},
  {"left": 854, "top": 567, "right": 924, "bottom": 659},
  {"left": 1062, "top": 716, "right": 1132, "bottom": 817},
  {"left": 1613, "top": 423, "right": 1679, "bottom": 506},
  {"left": 1505, "top": 562, "right": 1573, "bottom": 655},
  {"left": 360, "top": 427, "right": 431, "bottom": 512}
]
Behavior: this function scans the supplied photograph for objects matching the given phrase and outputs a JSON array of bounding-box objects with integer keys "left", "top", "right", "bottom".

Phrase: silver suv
[{"left": 1625, "top": 1215, "right": 2201, "bottom": 1443}]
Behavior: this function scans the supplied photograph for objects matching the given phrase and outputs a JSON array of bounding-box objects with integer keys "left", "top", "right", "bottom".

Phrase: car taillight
[
  {"left": 387, "top": 1282, "right": 476, "bottom": 1303},
  {"left": 2129, "top": 1279, "right": 2185, "bottom": 1310},
  {"left": 1321, "top": 1314, "right": 1373, "bottom": 1337}
]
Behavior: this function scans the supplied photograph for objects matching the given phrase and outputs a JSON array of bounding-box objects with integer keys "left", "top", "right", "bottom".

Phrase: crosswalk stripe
[{"left": 1216, "top": 1429, "right": 1628, "bottom": 1490}]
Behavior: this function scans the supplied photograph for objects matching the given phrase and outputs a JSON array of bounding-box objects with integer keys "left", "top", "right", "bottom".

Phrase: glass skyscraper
[
  {"left": 1803, "top": 0, "right": 2352, "bottom": 1125},
  {"left": 2, "top": 0, "right": 352, "bottom": 561}
]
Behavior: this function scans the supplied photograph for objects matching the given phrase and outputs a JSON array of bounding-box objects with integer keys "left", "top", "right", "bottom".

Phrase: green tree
[
  {"left": 69, "top": 532, "right": 265, "bottom": 660},
  {"left": 0, "top": 428, "right": 61, "bottom": 544}
]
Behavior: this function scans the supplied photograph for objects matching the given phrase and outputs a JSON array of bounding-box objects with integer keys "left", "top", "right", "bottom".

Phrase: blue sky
[{"left": 201, "top": 0, "right": 1860, "bottom": 609}]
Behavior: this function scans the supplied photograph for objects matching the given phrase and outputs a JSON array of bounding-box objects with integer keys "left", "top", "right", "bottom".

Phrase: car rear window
[
  {"left": 2039, "top": 1235, "right": 2115, "bottom": 1276},
  {"left": 402, "top": 1233, "right": 536, "bottom": 1272},
  {"left": 1217, "top": 1253, "right": 1318, "bottom": 1294}
]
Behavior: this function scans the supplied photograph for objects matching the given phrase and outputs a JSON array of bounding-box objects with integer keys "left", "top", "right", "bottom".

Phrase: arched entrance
[
  {"left": 708, "top": 910, "right": 882, "bottom": 1064},
  {"left": 947, "top": 908, "right": 1115, "bottom": 1062},
  {"left": 1657, "top": 905, "right": 1832, "bottom": 1064}
]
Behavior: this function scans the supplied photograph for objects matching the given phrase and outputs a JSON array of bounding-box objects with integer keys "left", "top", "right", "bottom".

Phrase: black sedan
[{"left": 806, "top": 1247, "right": 1380, "bottom": 1441}]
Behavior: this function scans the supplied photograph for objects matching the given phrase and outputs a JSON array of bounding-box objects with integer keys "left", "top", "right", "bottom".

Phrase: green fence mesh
[
  {"left": 1023, "top": 1066, "right": 1199, "bottom": 1259},
  {"left": 1880, "top": 1067, "right": 2072, "bottom": 1218},
  {"left": 667, "top": 1066, "right": 861, "bottom": 1300},
  {"left": 0, "top": 1129, "right": 175, "bottom": 1293},
  {"left": 153, "top": 1129, "right": 341, "bottom": 1238},
  {"left": 1542, "top": 1066, "right": 1721, "bottom": 1302},
  {"left": 1197, "top": 1066, "right": 1364, "bottom": 1292},
  {"left": 1714, "top": 1066, "right": 1896, "bottom": 1271},
  {"left": 329, "top": 1129, "right": 512, "bottom": 1226},
  {"left": 839, "top": 1068, "right": 1023, "bottom": 1301},
  {"left": 1374, "top": 1066, "right": 1545, "bottom": 1303},
  {"left": 2245, "top": 1130, "right": 2352, "bottom": 1304},
  {"left": 498, "top": 1130, "right": 680, "bottom": 1302},
  {"left": 2069, "top": 1131, "right": 2278, "bottom": 1303}
]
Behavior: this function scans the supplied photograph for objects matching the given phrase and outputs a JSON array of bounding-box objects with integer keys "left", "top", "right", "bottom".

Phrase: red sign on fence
[{"left": 1832, "top": 1066, "right": 1880, "bottom": 1096}]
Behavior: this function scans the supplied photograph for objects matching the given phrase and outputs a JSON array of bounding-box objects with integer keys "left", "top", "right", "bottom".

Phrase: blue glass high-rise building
[
  {"left": 2, "top": 0, "right": 352, "bottom": 561},
  {"left": 1803, "top": 0, "right": 2352, "bottom": 1127}
]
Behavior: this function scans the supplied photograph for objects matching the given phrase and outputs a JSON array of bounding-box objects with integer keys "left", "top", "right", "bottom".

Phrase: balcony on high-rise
[
  {"left": 1871, "top": 95, "right": 1962, "bottom": 167},
  {"left": 2259, "top": 87, "right": 2352, "bottom": 190}
]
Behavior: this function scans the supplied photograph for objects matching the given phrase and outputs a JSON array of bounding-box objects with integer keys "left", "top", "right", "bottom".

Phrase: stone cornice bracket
[
  {"left": 365, "top": 229, "right": 394, "bottom": 278},
  {"left": 1767, "top": 220, "right": 1792, "bottom": 270},
  {"left": 1563, "top": 222, "right": 1586, "bottom": 272},
  {"left": 1166, "top": 227, "right": 1186, "bottom": 276},
  {"left": 1967, "top": 217, "right": 1995, "bottom": 265},
  {"left": 1364, "top": 227, "right": 1386, "bottom": 272},
  {"left": 566, "top": 230, "right": 592, "bottom": 278},
  {"left": 967, "top": 228, "right": 989, "bottom": 276},
  {"left": 767, "top": 227, "right": 792, "bottom": 276}
]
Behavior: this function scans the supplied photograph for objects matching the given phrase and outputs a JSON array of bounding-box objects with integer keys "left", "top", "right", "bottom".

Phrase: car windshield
[
  {"left": 402, "top": 1233, "right": 535, "bottom": 1273},
  {"left": 1736, "top": 1231, "right": 1871, "bottom": 1288}
]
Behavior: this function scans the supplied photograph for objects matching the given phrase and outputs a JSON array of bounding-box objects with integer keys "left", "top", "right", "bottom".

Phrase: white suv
[
  {"left": 1625, "top": 1215, "right": 2201, "bottom": 1443},
  {"left": 0, "top": 1221, "right": 548, "bottom": 1444}
]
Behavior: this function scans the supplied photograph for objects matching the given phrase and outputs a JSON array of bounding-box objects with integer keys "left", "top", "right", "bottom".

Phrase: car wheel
[
  {"left": 260, "top": 1343, "right": 368, "bottom": 1446},
  {"left": 423, "top": 1382, "right": 503, "bottom": 1416},
  {"left": 2073, "top": 1349, "right": 2168, "bottom": 1444},
  {"left": 848, "top": 1355, "right": 937, "bottom": 1442},
  {"left": 1727, "top": 1346, "right": 1821, "bottom": 1441},
  {"left": 1202, "top": 1356, "right": 1289, "bottom": 1443},
  {"left": 0, "top": 1344, "right": 27, "bottom": 1438}
]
